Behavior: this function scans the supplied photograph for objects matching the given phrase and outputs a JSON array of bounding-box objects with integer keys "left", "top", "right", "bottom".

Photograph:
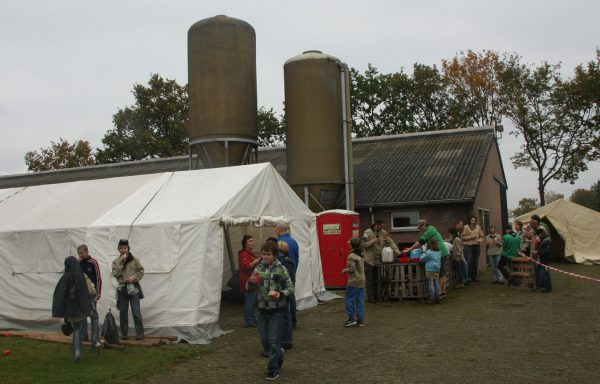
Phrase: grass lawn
[{"left": 0, "top": 337, "right": 210, "bottom": 384}]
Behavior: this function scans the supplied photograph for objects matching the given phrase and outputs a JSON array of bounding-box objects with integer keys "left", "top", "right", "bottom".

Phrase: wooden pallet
[
  {"left": 510, "top": 257, "right": 536, "bottom": 289},
  {"left": 0, "top": 331, "right": 176, "bottom": 349},
  {"left": 378, "top": 263, "right": 428, "bottom": 300}
]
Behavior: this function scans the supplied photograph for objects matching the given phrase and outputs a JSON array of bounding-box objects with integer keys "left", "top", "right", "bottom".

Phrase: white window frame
[{"left": 390, "top": 211, "right": 420, "bottom": 232}]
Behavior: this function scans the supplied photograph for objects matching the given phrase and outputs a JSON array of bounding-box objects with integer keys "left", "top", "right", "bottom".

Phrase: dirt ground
[{"left": 140, "top": 262, "right": 600, "bottom": 383}]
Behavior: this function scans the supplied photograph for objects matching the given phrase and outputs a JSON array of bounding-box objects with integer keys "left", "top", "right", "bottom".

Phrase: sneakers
[
  {"left": 265, "top": 371, "right": 280, "bottom": 381},
  {"left": 343, "top": 318, "right": 358, "bottom": 327},
  {"left": 135, "top": 335, "right": 144, "bottom": 341},
  {"left": 357, "top": 320, "right": 364, "bottom": 327}
]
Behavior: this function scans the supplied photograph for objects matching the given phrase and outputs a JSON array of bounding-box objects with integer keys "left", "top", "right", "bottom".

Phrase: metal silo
[
  {"left": 187, "top": 15, "right": 258, "bottom": 168},
  {"left": 284, "top": 50, "right": 354, "bottom": 212}
]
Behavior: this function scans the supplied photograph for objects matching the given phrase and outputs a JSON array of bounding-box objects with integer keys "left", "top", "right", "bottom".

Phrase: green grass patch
[{"left": 0, "top": 337, "right": 211, "bottom": 384}]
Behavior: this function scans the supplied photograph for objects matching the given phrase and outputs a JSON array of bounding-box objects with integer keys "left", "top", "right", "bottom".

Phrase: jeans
[
  {"left": 498, "top": 255, "right": 511, "bottom": 281},
  {"left": 117, "top": 289, "right": 144, "bottom": 337},
  {"left": 258, "top": 310, "right": 285, "bottom": 375},
  {"left": 426, "top": 272, "right": 440, "bottom": 303},
  {"left": 244, "top": 290, "right": 257, "bottom": 326},
  {"left": 489, "top": 254, "right": 503, "bottom": 282},
  {"left": 536, "top": 265, "right": 552, "bottom": 291},
  {"left": 464, "top": 245, "right": 481, "bottom": 280},
  {"left": 453, "top": 259, "right": 467, "bottom": 285},
  {"left": 365, "top": 263, "right": 378, "bottom": 301},
  {"left": 345, "top": 286, "right": 365, "bottom": 321},
  {"left": 83, "top": 299, "right": 100, "bottom": 344},
  {"left": 71, "top": 319, "right": 86, "bottom": 363},
  {"left": 282, "top": 297, "right": 294, "bottom": 345}
]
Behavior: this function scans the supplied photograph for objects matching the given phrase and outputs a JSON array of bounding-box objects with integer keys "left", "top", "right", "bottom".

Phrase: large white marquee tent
[{"left": 0, "top": 163, "right": 332, "bottom": 343}]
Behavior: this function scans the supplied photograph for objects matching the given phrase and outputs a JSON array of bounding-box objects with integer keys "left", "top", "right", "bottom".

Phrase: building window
[
  {"left": 391, "top": 211, "right": 420, "bottom": 232},
  {"left": 479, "top": 209, "right": 490, "bottom": 235}
]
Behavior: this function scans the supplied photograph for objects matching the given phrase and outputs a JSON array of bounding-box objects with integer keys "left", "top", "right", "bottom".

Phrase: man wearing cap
[{"left": 111, "top": 239, "right": 145, "bottom": 340}]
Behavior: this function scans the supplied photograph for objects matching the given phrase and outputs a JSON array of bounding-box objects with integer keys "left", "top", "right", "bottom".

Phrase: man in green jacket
[
  {"left": 497, "top": 225, "right": 522, "bottom": 285},
  {"left": 403, "top": 220, "right": 450, "bottom": 297}
]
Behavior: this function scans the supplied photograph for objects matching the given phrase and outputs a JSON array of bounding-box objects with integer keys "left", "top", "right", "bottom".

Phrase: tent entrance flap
[{"left": 220, "top": 223, "right": 278, "bottom": 294}]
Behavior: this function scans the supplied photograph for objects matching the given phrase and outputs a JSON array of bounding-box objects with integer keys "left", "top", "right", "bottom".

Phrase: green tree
[
  {"left": 257, "top": 107, "right": 285, "bottom": 147},
  {"left": 24, "top": 138, "right": 96, "bottom": 171},
  {"left": 544, "top": 190, "right": 564, "bottom": 204},
  {"left": 405, "top": 63, "right": 451, "bottom": 131},
  {"left": 570, "top": 181, "right": 600, "bottom": 211},
  {"left": 350, "top": 63, "right": 452, "bottom": 137},
  {"left": 96, "top": 74, "right": 189, "bottom": 163},
  {"left": 502, "top": 55, "right": 600, "bottom": 206},
  {"left": 510, "top": 197, "right": 539, "bottom": 218},
  {"left": 350, "top": 64, "right": 390, "bottom": 137}
]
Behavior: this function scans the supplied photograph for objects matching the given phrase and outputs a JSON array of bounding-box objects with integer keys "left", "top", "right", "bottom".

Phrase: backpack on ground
[{"left": 101, "top": 309, "right": 119, "bottom": 344}]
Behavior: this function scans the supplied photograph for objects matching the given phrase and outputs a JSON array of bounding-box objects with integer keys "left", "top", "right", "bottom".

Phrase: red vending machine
[{"left": 316, "top": 209, "right": 361, "bottom": 288}]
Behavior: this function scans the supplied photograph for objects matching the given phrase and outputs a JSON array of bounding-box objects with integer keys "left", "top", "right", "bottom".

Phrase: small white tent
[
  {"left": 0, "top": 163, "right": 332, "bottom": 343},
  {"left": 516, "top": 199, "right": 600, "bottom": 264}
]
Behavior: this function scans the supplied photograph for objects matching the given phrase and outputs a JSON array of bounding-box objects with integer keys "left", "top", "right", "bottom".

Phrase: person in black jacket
[
  {"left": 535, "top": 227, "right": 553, "bottom": 292},
  {"left": 52, "top": 256, "right": 93, "bottom": 363}
]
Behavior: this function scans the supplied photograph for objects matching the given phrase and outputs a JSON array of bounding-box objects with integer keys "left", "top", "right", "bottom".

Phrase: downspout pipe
[{"left": 340, "top": 63, "right": 351, "bottom": 211}]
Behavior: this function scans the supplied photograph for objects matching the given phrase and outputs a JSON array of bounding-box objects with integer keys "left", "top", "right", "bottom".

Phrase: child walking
[
  {"left": 420, "top": 237, "right": 442, "bottom": 304},
  {"left": 341, "top": 238, "right": 366, "bottom": 327}
]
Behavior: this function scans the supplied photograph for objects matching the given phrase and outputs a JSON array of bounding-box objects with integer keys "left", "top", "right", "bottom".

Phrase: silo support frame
[{"left": 188, "top": 138, "right": 258, "bottom": 169}]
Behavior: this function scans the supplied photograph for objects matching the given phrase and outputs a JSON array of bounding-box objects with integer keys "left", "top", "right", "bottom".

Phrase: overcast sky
[{"left": 1, "top": 0, "right": 599, "bottom": 209}]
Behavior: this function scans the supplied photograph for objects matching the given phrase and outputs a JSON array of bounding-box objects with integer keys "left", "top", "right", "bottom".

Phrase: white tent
[
  {"left": 516, "top": 199, "right": 600, "bottom": 264},
  {"left": 0, "top": 163, "right": 333, "bottom": 343}
]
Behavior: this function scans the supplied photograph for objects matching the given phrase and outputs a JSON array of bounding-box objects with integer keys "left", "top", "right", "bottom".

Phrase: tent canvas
[
  {"left": 516, "top": 199, "right": 600, "bottom": 264},
  {"left": 0, "top": 163, "right": 334, "bottom": 343}
]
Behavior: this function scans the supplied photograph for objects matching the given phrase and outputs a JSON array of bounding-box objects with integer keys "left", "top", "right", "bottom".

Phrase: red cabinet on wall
[{"left": 316, "top": 209, "right": 361, "bottom": 288}]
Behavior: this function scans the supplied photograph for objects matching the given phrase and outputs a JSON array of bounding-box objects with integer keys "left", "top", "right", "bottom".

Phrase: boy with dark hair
[
  {"left": 535, "top": 227, "right": 553, "bottom": 292},
  {"left": 341, "top": 238, "right": 366, "bottom": 327}
]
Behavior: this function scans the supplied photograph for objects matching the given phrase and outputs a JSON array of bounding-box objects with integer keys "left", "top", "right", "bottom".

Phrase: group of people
[
  {"left": 349, "top": 215, "right": 554, "bottom": 308},
  {"left": 51, "top": 239, "right": 145, "bottom": 363},
  {"left": 238, "top": 222, "right": 298, "bottom": 381}
]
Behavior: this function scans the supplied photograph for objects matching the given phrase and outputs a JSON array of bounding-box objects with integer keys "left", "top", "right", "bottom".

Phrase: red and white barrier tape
[{"left": 518, "top": 252, "right": 600, "bottom": 283}]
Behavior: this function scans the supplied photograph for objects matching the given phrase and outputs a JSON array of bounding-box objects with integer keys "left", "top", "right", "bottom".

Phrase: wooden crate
[{"left": 378, "top": 262, "right": 428, "bottom": 300}]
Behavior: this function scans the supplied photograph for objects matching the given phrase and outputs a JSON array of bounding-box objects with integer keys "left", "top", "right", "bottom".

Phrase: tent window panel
[
  {"left": 8, "top": 231, "right": 67, "bottom": 273},
  {"left": 127, "top": 225, "right": 181, "bottom": 273}
]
